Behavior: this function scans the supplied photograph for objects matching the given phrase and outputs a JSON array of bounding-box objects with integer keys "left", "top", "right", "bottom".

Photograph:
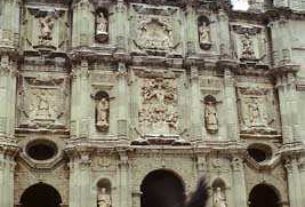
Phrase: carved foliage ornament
[{"left": 139, "top": 78, "right": 178, "bottom": 135}]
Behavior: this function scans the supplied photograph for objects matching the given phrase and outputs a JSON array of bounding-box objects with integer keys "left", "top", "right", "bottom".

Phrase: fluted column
[
  {"left": 114, "top": 0, "right": 127, "bottom": 53},
  {"left": 0, "top": 0, "right": 20, "bottom": 48},
  {"left": 67, "top": 150, "right": 92, "bottom": 207},
  {"left": 231, "top": 156, "right": 247, "bottom": 207},
  {"left": 298, "top": 155, "right": 305, "bottom": 205},
  {"left": 116, "top": 63, "right": 128, "bottom": 138},
  {"left": 119, "top": 152, "right": 130, "bottom": 207},
  {"left": 190, "top": 66, "right": 203, "bottom": 141},
  {"left": 224, "top": 69, "right": 239, "bottom": 141},
  {"left": 185, "top": 4, "right": 196, "bottom": 56},
  {"left": 70, "top": 60, "right": 90, "bottom": 139},
  {"left": 0, "top": 144, "right": 18, "bottom": 207},
  {"left": 71, "top": 0, "right": 95, "bottom": 47},
  {"left": 217, "top": 11, "right": 231, "bottom": 58},
  {"left": 285, "top": 157, "right": 303, "bottom": 207}
]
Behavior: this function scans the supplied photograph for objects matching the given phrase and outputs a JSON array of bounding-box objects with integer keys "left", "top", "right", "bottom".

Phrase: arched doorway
[
  {"left": 20, "top": 183, "right": 62, "bottom": 207},
  {"left": 141, "top": 169, "right": 185, "bottom": 207},
  {"left": 248, "top": 184, "right": 280, "bottom": 207}
]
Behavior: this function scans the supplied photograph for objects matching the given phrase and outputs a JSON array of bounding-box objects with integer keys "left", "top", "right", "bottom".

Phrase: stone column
[
  {"left": 0, "top": 144, "right": 18, "bottom": 207},
  {"left": 185, "top": 4, "right": 196, "bottom": 56},
  {"left": 119, "top": 152, "right": 130, "bottom": 207},
  {"left": 116, "top": 63, "right": 128, "bottom": 138},
  {"left": 231, "top": 156, "right": 247, "bottom": 207},
  {"left": 285, "top": 157, "right": 303, "bottom": 207},
  {"left": 0, "top": 0, "right": 20, "bottom": 47},
  {"left": 298, "top": 155, "right": 305, "bottom": 205},
  {"left": 224, "top": 68, "right": 239, "bottom": 141},
  {"left": 68, "top": 150, "right": 92, "bottom": 207},
  {"left": 190, "top": 66, "right": 203, "bottom": 141},
  {"left": 114, "top": 0, "right": 127, "bottom": 53},
  {"left": 217, "top": 11, "right": 231, "bottom": 58},
  {"left": 70, "top": 59, "right": 90, "bottom": 138},
  {"left": 71, "top": 0, "right": 95, "bottom": 47},
  {"left": 0, "top": 55, "right": 17, "bottom": 139}
]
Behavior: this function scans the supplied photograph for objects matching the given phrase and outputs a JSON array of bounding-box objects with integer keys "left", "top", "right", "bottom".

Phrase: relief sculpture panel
[
  {"left": 17, "top": 74, "right": 69, "bottom": 129},
  {"left": 130, "top": 4, "right": 181, "bottom": 56},
  {"left": 238, "top": 87, "right": 277, "bottom": 135},
  {"left": 138, "top": 77, "right": 178, "bottom": 136}
]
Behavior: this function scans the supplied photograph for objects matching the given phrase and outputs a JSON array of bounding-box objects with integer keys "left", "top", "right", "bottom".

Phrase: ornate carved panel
[
  {"left": 138, "top": 77, "right": 178, "bottom": 135},
  {"left": 23, "top": 7, "right": 69, "bottom": 53},
  {"left": 17, "top": 73, "right": 69, "bottom": 129},
  {"left": 231, "top": 24, "right": 267, "bottom": 63},
  {"left": 130, "top": 4, "right": 182, "bottom": 56},
  {"left": 237, "top": 87, "right": 278, "bottom": 135}
]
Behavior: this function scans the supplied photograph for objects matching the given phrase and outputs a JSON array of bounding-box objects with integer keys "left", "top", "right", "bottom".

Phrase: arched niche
[
  {"left": 96, "top": 178, "right": 112, "bottom": 207},
  {"left": 95, "top": 8, "right": 109, "bottom": 43},
  {"left": 20, "top": 183, "right": 62, "bottom": 207},
  {"left": 140, "top": 169, "right": 185, "bottom": 207},
  {"left": 204, "top": 95, "right": 218, "bottom": 134},
  {"left": 95, "top": 91, "right": 110, "bottom": 132},
  {"left": 248, "top": 183, "right": 281, "bottom": 207},
  {"left": 211, "top": 178, "right": 227, "bottom": 207},
  {"left": 197, "top": 16, "right": 211, "bottom": 50}
]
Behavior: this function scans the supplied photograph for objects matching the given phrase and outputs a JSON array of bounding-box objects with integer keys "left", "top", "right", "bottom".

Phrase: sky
[{"left": 232, "top": 0, "right": 250, "bottom": 11}]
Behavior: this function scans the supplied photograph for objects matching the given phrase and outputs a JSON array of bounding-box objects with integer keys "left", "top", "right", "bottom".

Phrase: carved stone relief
[
  {"left": 24, "top": 8, "right": 68, "bottom": 53},
  {"left": 130, "top": 4, "right": 181, "bottom": 56},
  {"left": 138, "top": 77, "right": 178, "bottom": 135},
  {"left": 97, "top": 188, "right": 112, "bottom": 207},
  {"left": 238, "top": 87, "right": 277, "bottom": 134},
  {"left": 17, "top": 75, "right": 68, "bottom": 129},
  {"left": 232, "top": 24, "right": 264, "bottom": 62},
  {"left": 213, "top": 187, "right": 227, "bottom": 207}
]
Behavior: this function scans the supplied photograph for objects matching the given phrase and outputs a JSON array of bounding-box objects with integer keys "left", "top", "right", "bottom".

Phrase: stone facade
[{"left": 0, "top": 0, "right": 305, "bottom": 207}]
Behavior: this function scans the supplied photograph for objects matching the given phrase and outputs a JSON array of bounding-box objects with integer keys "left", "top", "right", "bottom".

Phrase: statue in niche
[
  {"left": 198, "top": 18, "right": 212, "bottom": 50},
  {"left": 39, "top": 14, "right": 55, "bottom": 45},
  {"left": 97, "top": 188, "right": 111, "bottom": 207},
  {"left": 213, "top": 187, "right": 226, "bottom": 207},
  {"left": 247, "top": 97, "right": 267, "bottom": 127},
  {"left": 96, "top": 92, "right": 110, "bottom": 132},
  {"left": 95, "top": 10, "right": 108, "bottom": 43},
  {"left": 204, "top": 96, "right": 218, "bottom": 134},
  {"left": 241, "top": 33, "right": 256, "bottom": 59}
]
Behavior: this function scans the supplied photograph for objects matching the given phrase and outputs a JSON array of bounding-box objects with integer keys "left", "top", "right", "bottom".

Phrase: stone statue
[
  {"left": 204, "top": 99, "right": 218, "bottom": 134},
  {"left": 39, "top": 14, "right": 55, "bottom": 44},
  {"left": 241, "top": 33, "right": 255, "bottom": 59},
  {"left": 199, "top": 22, "right": 210, "bottom": 44},
  {"left": 96, "top": 97, "right": 109, "bottom": 131},
  {"left": 247, "top": 97, "right": 267, "bottom": 127},
  {"left": 97, "top": 188, "right": 111, "bottom": 207},
  {"left": 213, "top": 187, "right": 226, "bottom": 207},
  {"left": 96, "top": 12, "right": 107, "bottom": 34}
]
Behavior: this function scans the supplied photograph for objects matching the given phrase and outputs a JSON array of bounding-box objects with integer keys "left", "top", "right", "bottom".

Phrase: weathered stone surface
[{"left": 0, "top": 0, "right": 305, "bottom": 207}]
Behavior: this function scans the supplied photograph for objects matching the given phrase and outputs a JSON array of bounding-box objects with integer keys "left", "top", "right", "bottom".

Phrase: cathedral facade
[{"left": 0, "top": 0, "right": 305, "bottom": 207}]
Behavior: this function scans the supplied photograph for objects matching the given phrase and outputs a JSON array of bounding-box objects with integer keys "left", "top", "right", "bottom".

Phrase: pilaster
[
  {"left": 119, "top": 151, "right": 130, "bottom": 207},
  {"left": 223, "top": 67, "right": 239, "bottom": 141},
  {"left": 114, "top": 0, "right": 128, "bottom": 53},
  {"left": 190, "top": 66, "right": 203, "bottom": 141},
  {"left": 71, "top": 0, "right": 95, "bottom": 47},
  {"left": 70, "top": 59, "right": 90, "bottom": 139},
  {"left": 285, "top": 156, "right": 303, "bottom": 207},
  {"left": 231, "top": 156, "right": 247, "bottom": 207},
  {"left": 185, "top": 4, "right": 196, "bottom": 56},
  {"left": 116, "top": 63, "right": 128, "bottom": 138}
]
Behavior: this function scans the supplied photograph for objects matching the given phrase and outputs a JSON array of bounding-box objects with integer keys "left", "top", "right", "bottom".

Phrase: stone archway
[
  {"left": 140, "top": 169, "right": 185, "bottom": 207},
  {"left": 248, "top": 184, "right": 281, "bottom": 207},
  {"left": 20, "top": 183, "right": 62, "bottom": 207}
]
